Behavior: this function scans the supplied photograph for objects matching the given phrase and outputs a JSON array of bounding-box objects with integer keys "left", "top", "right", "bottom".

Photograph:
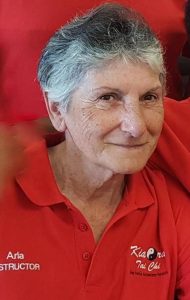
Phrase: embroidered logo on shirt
[
  {"left": 0, "top": 251, "right": 41, "bottom": 271},
  {"left": 129, "top": 245, "right": 168, "bottom": 277}
]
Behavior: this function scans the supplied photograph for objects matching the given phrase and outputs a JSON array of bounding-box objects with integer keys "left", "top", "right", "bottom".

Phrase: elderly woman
[{"left": 0, "top": 3, "right": 190, "bottom": 300}]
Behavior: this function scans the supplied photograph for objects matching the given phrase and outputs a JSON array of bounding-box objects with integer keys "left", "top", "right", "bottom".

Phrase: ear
[{"left": 43, "top": 92, "right": 66, "bottom": 132}]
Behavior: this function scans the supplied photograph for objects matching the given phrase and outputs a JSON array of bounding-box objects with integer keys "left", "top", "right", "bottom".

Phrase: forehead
[{"left": 80, "top": 59, "right": 162, "bottom": 95}]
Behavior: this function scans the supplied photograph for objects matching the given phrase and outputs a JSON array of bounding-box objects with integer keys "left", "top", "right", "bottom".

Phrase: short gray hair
[{"left": 38, "top": 2, "right": 165, "bottom": 111}]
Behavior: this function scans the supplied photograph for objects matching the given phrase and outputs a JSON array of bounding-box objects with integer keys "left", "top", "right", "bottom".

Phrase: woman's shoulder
[
  {"left": 143, "top": 166, "right": 190, "bottom": 218},
  {"left": 162, "top": 172, "right": 190, "bottom": 219}
]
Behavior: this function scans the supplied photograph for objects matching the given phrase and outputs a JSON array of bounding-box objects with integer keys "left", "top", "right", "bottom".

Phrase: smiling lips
[{"left": 111, "top": 143, "right": 147, "bottom": 148}]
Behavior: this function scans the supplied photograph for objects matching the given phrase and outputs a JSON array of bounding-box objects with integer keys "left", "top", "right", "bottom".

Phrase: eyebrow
[
  {"left": 90, "top": 85, "right": 163, "bottom": 94},
  {"left": 147, "top": 86, "right": 163, "bottom": 92},
  {"left": 90, "top": 87, "right": 123, "bottom": 93}
]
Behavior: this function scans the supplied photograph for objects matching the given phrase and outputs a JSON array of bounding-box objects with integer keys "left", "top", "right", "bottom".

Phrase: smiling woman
[
  {"left": 1, "top": 3, "right": 190, "bottom": 300},
  {"left": 53, "top": 60, "right": 164, "bottom": 175}
]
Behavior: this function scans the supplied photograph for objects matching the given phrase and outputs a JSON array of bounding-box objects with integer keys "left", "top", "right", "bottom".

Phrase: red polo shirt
[{"left": 0, "top": 139, "right": 190, "bottom": 299}]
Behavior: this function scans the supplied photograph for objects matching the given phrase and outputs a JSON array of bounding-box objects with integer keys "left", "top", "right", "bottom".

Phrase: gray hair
[{"left": 38, "top": 2, "right": 165, "bottom": 111}]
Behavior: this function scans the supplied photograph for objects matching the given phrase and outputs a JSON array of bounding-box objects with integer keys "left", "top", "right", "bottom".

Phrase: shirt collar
[
  {"left": 122, "top": 170, "right": 155, "bottom": 210},
  {"left": 16, "top": 139, "right": 154, "bottom": 210},
  {"left": 16, "top": 139, "right": 71, "bottom": 207}
]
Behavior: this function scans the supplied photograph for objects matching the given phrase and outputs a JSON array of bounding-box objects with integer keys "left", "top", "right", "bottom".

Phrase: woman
[{"left": 0, "top": 3, "right": 190, "bottom": 299}]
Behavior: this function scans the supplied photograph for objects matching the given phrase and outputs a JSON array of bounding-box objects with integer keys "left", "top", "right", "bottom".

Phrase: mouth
[{"left": 111, "top": 143, "right": 147, "bottom": 148}]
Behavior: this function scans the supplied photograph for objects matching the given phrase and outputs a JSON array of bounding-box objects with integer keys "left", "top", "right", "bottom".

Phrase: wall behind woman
[{"left": 0, "top": 0, "right": 186, "bottom": 123}]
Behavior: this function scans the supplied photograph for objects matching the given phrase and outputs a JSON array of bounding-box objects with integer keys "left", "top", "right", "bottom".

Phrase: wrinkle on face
[{"left": 59, "top": 59, "right": 164, "bottom": 176}]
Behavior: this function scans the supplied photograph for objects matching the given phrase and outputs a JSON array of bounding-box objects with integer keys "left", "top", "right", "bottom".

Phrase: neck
[{"left": 48, "top": 140, "right": 125, "bottom": 208}]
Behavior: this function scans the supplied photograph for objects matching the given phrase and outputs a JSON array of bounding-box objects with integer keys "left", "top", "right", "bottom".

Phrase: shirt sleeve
[{"left": 149, "top": 97, "right": 190, "bottom": 192}]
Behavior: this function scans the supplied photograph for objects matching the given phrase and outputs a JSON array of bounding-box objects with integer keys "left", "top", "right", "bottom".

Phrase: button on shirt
[
  {"left": 82, "top": 252, "right": 91, "bottom": 261},
  {"left": 0, "top": 139, "right": 190, "bottom": 300},
  {"left": 79, "top": 223, "right": 88, "bottom": 232}
]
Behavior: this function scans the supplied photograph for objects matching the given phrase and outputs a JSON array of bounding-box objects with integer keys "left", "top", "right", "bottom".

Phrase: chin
[
  {"left": 115, "top": 166, "right": 145, "bottom": 175},
  {"left": 108, "top": 159, "right": 148, "bottom": 175}
]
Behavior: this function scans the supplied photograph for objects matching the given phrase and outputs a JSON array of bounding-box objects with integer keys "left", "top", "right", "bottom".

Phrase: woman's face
[{"left": 55, "top": 59, "right": 164, "bottom": 174}]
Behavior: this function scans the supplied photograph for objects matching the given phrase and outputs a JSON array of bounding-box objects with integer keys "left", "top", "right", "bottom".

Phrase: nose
[{"left": 120, "top": 104, "right": 147, "bottom": 138}]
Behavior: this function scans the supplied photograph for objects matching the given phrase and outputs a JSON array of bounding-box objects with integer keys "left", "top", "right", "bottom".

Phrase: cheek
[
  {"left": 79, "top": 108, "right": 115, "bottom": 139},
  {"left": 144, "top": 106, "right": 164, "bottom": 137},
  {"left": 69, "top": 108, "right": 103, "bottom": 144}
]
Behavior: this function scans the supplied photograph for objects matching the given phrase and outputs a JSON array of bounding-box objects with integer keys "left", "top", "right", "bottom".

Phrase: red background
[{"left": 0, "top": 0, "right": 187, "bottom": 122}]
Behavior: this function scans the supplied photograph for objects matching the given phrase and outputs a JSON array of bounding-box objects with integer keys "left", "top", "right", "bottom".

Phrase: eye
[
  {"left": 99, "top": 94, "right": 116, "bottom": 101},
  {"left": 143, "top": 94, "right": 158, "bottom": 102}
]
